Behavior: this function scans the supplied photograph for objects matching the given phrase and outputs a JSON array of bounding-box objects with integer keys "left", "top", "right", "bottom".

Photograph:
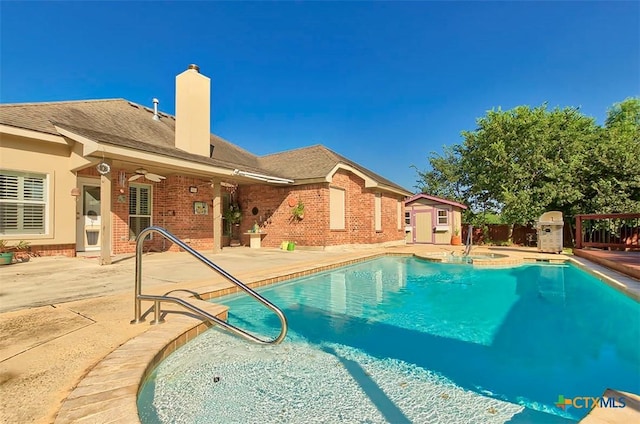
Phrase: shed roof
[{"left": 405, "top": 193, "right": 468, "bottom": 209}]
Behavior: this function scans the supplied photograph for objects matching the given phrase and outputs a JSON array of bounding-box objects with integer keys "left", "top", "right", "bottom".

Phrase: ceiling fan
[{"left": 128, "top": 168, "right": 166, "bottom": 183}]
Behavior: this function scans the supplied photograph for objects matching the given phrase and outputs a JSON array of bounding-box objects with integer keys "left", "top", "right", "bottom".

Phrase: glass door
[{"left": 76, "top": 181, "right": 101, "bottom": 251}]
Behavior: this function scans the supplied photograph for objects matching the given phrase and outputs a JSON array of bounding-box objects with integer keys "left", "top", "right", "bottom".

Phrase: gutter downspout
[{"left": 232, "top": 169, "right": 294, "bottom": 184}]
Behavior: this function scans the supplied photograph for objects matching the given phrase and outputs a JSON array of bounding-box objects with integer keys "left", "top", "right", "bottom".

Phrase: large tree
[
  {"left": 412, "top": 144, "right": 466, "bottom": 203},
  {"left": 580, "top": 98, "right": 640, "bottom": 213},
  {"left": 415, "top": 99, "right": 638, "bottom": 227}
]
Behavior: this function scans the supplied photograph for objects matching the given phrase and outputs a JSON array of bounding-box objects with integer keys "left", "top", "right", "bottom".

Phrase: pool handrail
[
  {"left": 130, "top": 226, "right": 288, "bottom": 345},
  {"left": 464, "top": 224, "right": 473, "bottom": 256}
]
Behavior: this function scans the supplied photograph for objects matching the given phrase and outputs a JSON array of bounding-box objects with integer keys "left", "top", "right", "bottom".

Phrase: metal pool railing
[
  {"left": 130, "top": 226, "right": 288, "bottom": 345},
  {"left": 464, "top": 224, "right": 473, "bottom": 256}
]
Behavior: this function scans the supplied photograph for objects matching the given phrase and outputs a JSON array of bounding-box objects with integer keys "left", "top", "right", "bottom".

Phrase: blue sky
[{"left": 1, "top": 1, "right": 638, "bottom": 192}]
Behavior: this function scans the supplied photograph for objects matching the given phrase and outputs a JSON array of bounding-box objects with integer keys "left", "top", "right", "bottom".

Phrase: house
[
  {"left": 0, "top": 65, "right": 412, "bottom": 264},
  {"left": 404, "top": 193, "right": 467, "bottom": 244}
]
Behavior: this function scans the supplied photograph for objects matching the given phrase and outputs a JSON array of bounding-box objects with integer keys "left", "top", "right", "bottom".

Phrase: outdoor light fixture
[
  {"left": 96, "top": 162, "right": 111, "bottom": 175},
  {"left": 70, "top": 187, "right": 81, "bottom": 197},
  {"left": 189, "top": 186, "right": 198, "bottom": 193}
]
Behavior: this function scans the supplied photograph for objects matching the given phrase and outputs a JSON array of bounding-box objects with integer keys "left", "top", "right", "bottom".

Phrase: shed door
[{"left": 414, "top": 211, "right": 433, "bottom": 243}]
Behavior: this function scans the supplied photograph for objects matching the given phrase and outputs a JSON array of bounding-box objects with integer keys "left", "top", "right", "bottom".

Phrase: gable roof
[
  {"left": 259, "top": 145, "right": 410, "bottom": 194},
  {"left": 0, "top": 99, "right": 410, "bottom": 194},
  {"left": 53, "top": 122, "right": 269, "bottom": 174},
  {"left": 0, "top": 99, "right": 260, "bottom": 169},
  {"left": 405, "top": 193, "right": 468, "bottom": 209}
]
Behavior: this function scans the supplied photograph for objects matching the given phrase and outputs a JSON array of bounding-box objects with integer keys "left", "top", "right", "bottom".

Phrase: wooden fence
[
  {"left": 462, "top": 213, "right": 640, "bottom": 250},
  {"left": 461, "top": 223, "right": 573, "bottom": 247},
  {"left": 461, "top": 224, "right": 539, "bottom": 246}
]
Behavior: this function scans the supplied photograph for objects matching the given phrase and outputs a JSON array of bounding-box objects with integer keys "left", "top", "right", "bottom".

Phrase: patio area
[
  {"left": 1, "top": 244, "right": 444, "bottom": 424},
  {"left": 0, "top": 244, "right": 637, "bottom": 423},
  {"left": 574, "top": 248, "right": 640, "bottom": 281}
]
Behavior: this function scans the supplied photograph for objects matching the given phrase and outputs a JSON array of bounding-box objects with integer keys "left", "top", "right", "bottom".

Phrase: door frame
[
  {"left": 412, "top": 210, "right": 434, "bottom": 244},
  {"left": 76, "top": 177, "right": 102, "bottom": 252}
]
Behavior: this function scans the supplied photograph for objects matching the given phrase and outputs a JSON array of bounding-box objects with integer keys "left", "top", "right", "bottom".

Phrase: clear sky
[{"left": 1, "top": 1, "right": 638, "bottom": 192}]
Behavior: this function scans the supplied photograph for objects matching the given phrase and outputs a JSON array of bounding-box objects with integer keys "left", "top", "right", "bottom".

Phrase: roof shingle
[{"left": 0, "top": 99, "right": 410, "bottom": 194}]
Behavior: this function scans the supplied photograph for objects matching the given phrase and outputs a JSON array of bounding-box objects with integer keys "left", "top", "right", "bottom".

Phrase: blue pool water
[{"left": 139, "top": 257, "right": 640, "bottom": 423}]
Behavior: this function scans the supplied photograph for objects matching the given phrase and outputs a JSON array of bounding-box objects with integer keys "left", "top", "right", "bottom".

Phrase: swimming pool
[
  {"left": 138, "top": 256, "right": 640, "bottom": 423},
  {"left": 421, "top": 252, "right": 509, "bottom": 264}
]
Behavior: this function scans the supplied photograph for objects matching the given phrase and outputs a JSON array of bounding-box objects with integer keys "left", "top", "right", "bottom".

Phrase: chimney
[{"left": 175, "top": 64, "right": 211, "bottom": 157}]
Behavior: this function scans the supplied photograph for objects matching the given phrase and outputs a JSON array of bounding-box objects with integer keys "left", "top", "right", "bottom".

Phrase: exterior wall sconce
[
  {"left": 71, "top": 187, "right": 81, "bottom": 197},
  {"left": 189, "top": 186, "right": 198, "bottom": 193},
  {"left": 96, "top": 162, "right": 111, "bottom": 175}
]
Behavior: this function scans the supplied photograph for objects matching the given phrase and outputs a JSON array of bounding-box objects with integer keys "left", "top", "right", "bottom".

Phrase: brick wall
[
  {"left": 325, "top": 170, "right": 369, "bottom": 245},
  {"left": 237, "top": 183, "right": 327, "bottom": 247},
  {"left": 152, "top": 175, "right": 217, "bottom": 253},
  {"left": 328, "top": 170, "right": 405, "bottom": 246},
  {"left": 240, "top": 170, "right": 405, "bottom": 248},
  {"left": 78, "top": 168, "right": 218, "bottom": 254},
  {"left": 30, "top": 244, "right": 76, "bottom": 257},
  {"left": 75, "top": 167, "right": 404, "bottom": 254},
  {"left": 111, "top": 173, "right": 130, "bottom": 253},
  {"left": 114, "top": 174, "right": 217, "bottom": 254}
]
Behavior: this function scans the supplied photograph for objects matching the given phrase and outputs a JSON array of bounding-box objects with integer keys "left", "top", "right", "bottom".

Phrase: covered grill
[{"left": 536, "top": 211, "right": 564, "bottom": 253}]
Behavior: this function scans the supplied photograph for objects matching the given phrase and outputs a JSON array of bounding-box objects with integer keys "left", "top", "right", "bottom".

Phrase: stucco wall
[{"left": 0, "top": 133, "right": 77, "bottom": 253}]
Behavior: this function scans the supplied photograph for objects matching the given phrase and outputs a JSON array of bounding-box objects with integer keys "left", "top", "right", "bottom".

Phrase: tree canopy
[{"left": 414, "top": 98, "right": 640, "bottom": 225}]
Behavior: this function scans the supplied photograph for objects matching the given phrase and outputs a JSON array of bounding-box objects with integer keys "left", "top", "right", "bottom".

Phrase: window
[
  {"left": 374, "top": 193, "right": 382, "bottom": 231},
  {"left": 405, "top": 211, "right": 411, "bottom": 226},
  {"left": 437, "top": 209, "right": 449, "bottom": 225},
  {"left": 0, "top": 171, "right": 47, "bottom": 235},
  {"left": 129, "top": 184, "right": 152, "bottom": 240},
  {"left": 329, "top": 187, "right": 345, "bottom": 230}
]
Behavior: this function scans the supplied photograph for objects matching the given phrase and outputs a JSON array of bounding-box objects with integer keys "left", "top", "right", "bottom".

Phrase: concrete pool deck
[{"left": 0, "top": 244, "right": 638, "bottom": 423}]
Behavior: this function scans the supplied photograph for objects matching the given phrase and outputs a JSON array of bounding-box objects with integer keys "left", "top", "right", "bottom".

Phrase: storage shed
[{"left": 404, "top": 194, "right": 468, "bottom": 244}]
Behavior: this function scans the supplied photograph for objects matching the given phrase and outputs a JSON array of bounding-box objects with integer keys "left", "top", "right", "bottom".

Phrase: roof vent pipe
[
  {"left": 188, "top": 64, "right": 200, "bottom": 73},
  {"left": 152, "top": 98, "right": 160, "bottom": 121}
]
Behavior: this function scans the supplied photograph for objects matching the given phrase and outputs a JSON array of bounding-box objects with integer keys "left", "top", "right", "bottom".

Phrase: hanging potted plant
[
  {"left": 224, "top": 204, "right": 243, "bottom": 247},
  {"left": 224, "top": 204, "right": 243, "bottom": 226},
  {"left": 291, "top": 200, "right": 305, "bottom": 221}
]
